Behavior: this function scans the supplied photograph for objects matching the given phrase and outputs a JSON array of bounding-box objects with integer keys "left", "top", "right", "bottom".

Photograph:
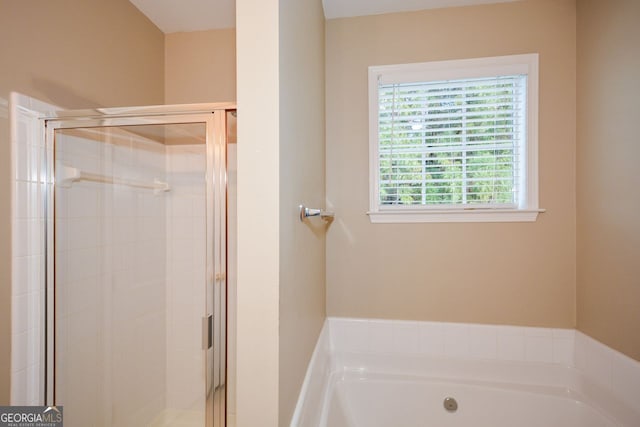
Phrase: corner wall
[
  {"left": 278, "top": 0, "right": 326, "bottom": 424},
  {"left": 325, "top": 0, "right": 577, "bottom": 327},
  {"left": 576, "top": 0, "right": 640, "bottom": 361},
  {"left": 235, "top": 0, "right": 280, "bottom": 426},
  {"left": 236, "top": 0, "right": 326, "bottom": 425},
  {"left": 0, "top": 0, "right": 165, "bottom": 404}
]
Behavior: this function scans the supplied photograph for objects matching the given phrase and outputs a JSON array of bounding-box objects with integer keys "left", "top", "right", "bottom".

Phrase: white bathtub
[
  {"left": 326, "top": 369, "right": 616, "bottom": 427},
  {"left": 291, "top": 318, "right": 640, "bottom": 427}
]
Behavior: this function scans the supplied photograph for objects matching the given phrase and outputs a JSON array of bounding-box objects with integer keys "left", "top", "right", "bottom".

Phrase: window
[{"left": 368, "top": 54, "right": 542, "bottom": 223}]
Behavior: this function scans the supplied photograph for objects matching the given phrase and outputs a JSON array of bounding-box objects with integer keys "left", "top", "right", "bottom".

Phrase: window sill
[{"left": 367, "top": 208, "right": 545, "bottom": 224}]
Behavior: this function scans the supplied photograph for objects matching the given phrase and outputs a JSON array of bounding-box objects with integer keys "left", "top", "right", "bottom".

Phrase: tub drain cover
[{"left": 443, "top": 397, "right": 458, "bottom": 412}]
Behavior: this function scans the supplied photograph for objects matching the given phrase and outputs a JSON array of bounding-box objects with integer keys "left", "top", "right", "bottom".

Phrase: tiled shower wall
[
  {"left": 164, "top": 144, "right": 207, "bottom": 417},
  {"left": 54, "top": 129, "right": 168, "bottom": 426},
  {"left": 9, "top": 94, "right": 50, "bottom": 405}
]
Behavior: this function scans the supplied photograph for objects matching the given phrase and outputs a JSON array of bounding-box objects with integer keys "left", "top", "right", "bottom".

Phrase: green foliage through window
[{"left": 378, "top": 75, "right": 526, "bottom": 208}]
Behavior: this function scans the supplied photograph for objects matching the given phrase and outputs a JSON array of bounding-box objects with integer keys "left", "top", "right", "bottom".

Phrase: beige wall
[
  {"left": 278, "top": 0, "right": 326, "bottom": 424},
  {"left": 235, "top": 0, "right": 280, "bottom": 425},
  {"left": 326, "top": 0, "right": 577, "bottom": 327},
  {"left": 576, "top": 0, "right": 640, "bottom": 361},
  {"left": 165, "top": 29, "right": 236, "bottom": 104},
  {"left": 0, "top": 0, "right": 164, "bottom": 404}
]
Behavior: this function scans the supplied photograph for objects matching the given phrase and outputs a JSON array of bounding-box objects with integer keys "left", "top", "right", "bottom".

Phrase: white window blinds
[{"left": 377, "top": 75, "right": 527, "bottom": 209}]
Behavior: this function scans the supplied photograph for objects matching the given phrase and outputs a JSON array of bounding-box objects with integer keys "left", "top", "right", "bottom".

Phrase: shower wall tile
[
  {"left": 169, "top": 195, "right": 193, "bottom": 218},
  {"left": 11, "top": 332, "right": 28, "bottom": 373},
  {"left": 11, "top": 368, "right": 27, "bottom": 405},
  {"left": 65, "top": 247, "right": 100, "bottom": 282},
  {"left": 66, "top": 185, "right": 99, "bottom": 218},
  {"left": 14, "top": 143, "right": 40, "bottom": 183},
  {"left": 67, "top": 218, "right": 100, "bottom": 249},
  {"left": 14, "top": 182, "right": 38, "bottom": 219},
  {"left": 165, "top": 144, "right": 207, "bottom": 412},
  {"left": 13, "top": 220, "right": 35, "bottom": 258},
  {"left": 51, "top": 129, "right": 169, "bottom": 425},
  {"left": 10, "top": 93, "right": 55, "bottom": 405},
  {"left": 12, "top": 256, "right": 30, "bottom": 297}
]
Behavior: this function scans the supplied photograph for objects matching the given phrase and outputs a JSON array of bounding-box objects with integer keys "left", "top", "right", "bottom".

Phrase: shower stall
[{"left": 14, "top": 102, "right": 235, "bottom": 427}]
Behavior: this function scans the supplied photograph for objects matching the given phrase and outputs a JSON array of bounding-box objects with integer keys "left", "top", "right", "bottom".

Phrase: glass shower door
[{"left": 45, "top": 110, "right": 227, "bottom": 427}]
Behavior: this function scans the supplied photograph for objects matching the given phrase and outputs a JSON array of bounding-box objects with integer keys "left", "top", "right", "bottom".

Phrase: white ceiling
[
  {"left": 129, "top": 0, "right": 520, "bottom": 33},
  {"left": 129, "top": 0, "right": 236, "bottom": 33},
  {"left": 322, "top": 0, "right": 520, "bottom": 20}
]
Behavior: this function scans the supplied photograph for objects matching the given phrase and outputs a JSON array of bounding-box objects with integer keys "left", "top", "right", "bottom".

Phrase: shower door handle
[{"left": 203, "top": 314, "right": 213, "bottom": 349}]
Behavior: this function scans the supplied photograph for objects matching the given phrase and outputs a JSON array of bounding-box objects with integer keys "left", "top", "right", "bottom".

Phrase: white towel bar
[{"left": 57, "top": 165, "right": 170, "bottom": 194}]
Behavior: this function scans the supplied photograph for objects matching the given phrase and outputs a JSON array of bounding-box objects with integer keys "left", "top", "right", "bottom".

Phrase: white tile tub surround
[
  {"left": 291, "top": 317, "right": 640, "bottom": 427},
  {"left": 575, "top": 331, "right": 640, "bottom": 420},
  {"left": 328, "top": 318, "right": 574, "bottom": 363}
]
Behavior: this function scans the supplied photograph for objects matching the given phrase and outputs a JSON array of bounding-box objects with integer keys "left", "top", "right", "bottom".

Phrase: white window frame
[{"left": 368, "top": 54, "right": 543, "bottom": 223}]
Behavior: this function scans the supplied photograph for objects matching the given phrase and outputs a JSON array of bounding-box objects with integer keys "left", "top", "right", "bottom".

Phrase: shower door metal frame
[{"left": 43, "top": 103, "right": 233, "bottom": 427}]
